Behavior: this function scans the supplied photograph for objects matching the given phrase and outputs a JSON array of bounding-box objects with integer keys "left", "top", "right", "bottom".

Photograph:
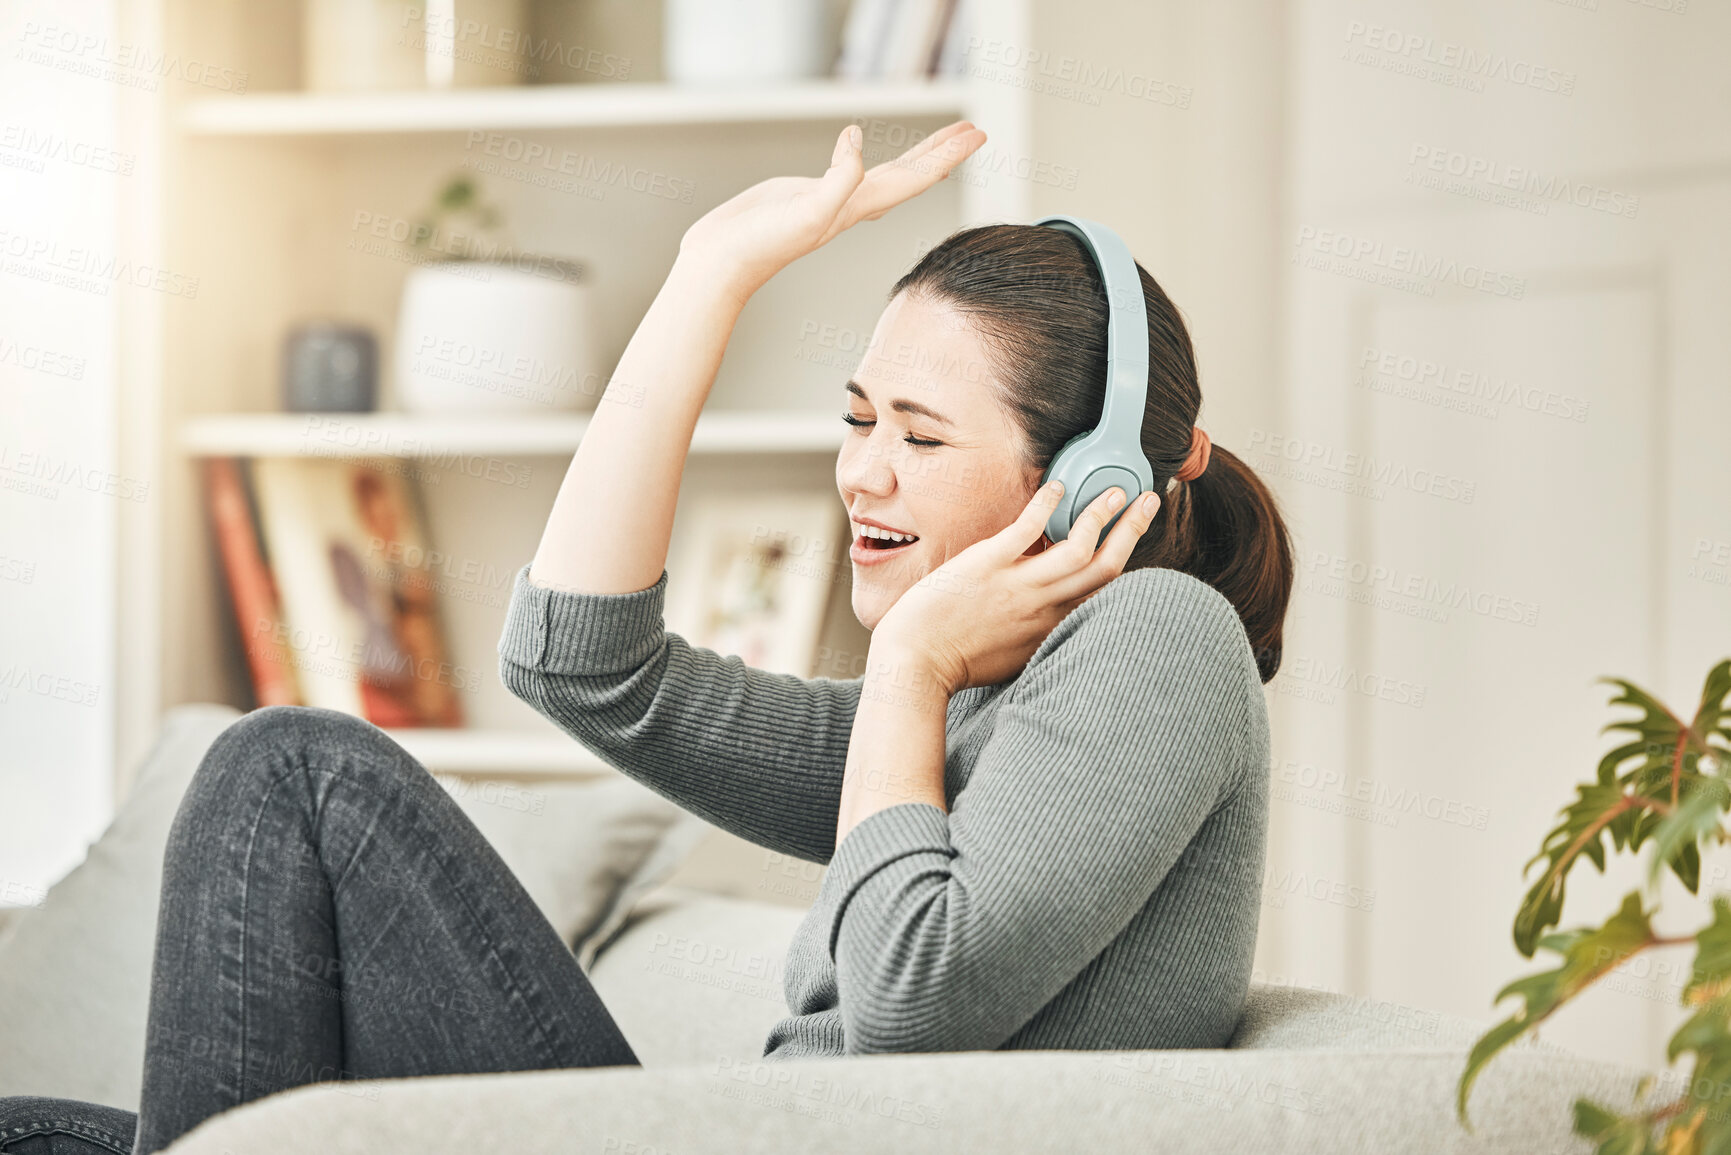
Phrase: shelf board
[
  {"left": 180, "top": 78, "right": 970, "bottom": 136},
  {"left": 384, "top": 727, "right": 615, "bottom": 778},
  {"left": 178, "top": 410, "right": 845, "bottom": 457}
]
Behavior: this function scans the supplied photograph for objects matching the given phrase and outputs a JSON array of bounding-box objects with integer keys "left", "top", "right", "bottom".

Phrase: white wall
[
  {"left": 1016, "top": 0, "right": 1729, "bottom": 1074},
  {"left": 1276, "top": 0, "right": 1731, "bottom": 1069},
  {"left": 0, "top": 0, "right": 126, "bottom": 901}
]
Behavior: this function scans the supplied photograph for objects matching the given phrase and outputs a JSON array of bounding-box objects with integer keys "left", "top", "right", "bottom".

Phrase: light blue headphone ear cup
[
  {"left": 1039, "top": 436, "right": 1091, "bottom": 542},
  {"left": 1045, "top": 464, "right": 1146, "bottom": 542},
  {"left": 1042, "top": 437, "right": 1148, "bottom": 542}
]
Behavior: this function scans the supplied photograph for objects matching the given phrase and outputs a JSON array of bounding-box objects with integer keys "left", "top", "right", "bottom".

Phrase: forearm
[
  {"left": 528, "top": 256, "right": 755, "bottom": 596},
  {"left": 835, "top": 642, "right": 951, "bottom": 845}
]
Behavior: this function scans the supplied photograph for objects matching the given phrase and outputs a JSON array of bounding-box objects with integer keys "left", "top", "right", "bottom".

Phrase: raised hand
[{"left": 677, "top": 120, "right": 988, "bottom": 303}]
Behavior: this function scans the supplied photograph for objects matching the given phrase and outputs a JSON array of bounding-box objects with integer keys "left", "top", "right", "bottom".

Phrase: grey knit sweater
[{"left": 497, "top": 561, "right": 1270, "bottom": 1060}]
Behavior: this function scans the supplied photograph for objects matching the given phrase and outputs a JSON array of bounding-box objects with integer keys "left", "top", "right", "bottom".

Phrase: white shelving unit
[
  {"left": 179, "top": 78, "right": 972, "bottom": 136},
  {"left": 119, "top": 0, "right": 1034, "bottom": 787},
  {"left": 178, "top": 410, "right": 847, "bottom": 457},
  {"left": 383, "top": 726, "right": 613, "bottom": 778}
]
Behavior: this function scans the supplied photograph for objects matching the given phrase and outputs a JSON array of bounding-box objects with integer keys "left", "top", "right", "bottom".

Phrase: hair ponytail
[
  {"left": 1135, "top": 446, "right": 1292, "bottom": 682},
  {"left": 890, "top": 224, "right": 1294, "bottom": 682}
]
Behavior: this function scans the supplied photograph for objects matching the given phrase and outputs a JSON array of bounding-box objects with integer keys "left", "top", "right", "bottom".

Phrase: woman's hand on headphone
[
  {"left": 676, "top": 120, "right": 987, "bottom": 306},
  {"left": 871, "top": 480, "right": 1162, "bottom": 696}
]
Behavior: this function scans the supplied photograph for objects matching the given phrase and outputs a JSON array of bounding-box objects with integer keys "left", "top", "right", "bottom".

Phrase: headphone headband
[{"left": 1030, "top": 214, "right": 1157, "bottom": 542}]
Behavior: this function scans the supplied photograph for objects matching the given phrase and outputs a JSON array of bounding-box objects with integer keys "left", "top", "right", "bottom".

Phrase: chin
[
  {"left": 851, "top": 589, "right": 884, "bottom": 632},
  {"left": 850, "top": 579, "right": 900, "bottom": 633}
]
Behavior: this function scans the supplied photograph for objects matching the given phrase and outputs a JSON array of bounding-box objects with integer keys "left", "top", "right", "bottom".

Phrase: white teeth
[{"left": 855, "top": 523, "right": 917, "bottom": 543}]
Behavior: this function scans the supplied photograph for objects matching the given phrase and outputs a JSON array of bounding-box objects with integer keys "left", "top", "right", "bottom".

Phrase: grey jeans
[{"left": 0, "top": 706, "right": 641, "bottom": 1154}]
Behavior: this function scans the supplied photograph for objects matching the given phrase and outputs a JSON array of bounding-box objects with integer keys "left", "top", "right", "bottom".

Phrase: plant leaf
[
  {"left": 1654, "top": 910, "right": 1731, "bottom": 1150},
  {"left": 1601, "top": 675, "right": 1687, "bottom": 747},
  {"left": 1662, "top": 990, "right": 1731, "bottom": 1144},
  {"left": 1460, "top": 892, "right": 1656, "bottom": 1127},
  {"left": 1600, "top": 676, "right": 1687, "bottom": 826},
  {"left": 1695, "top": 660, "right": 1731, "bottom": 748},
  {"left": 1646, "top": 777, "right": 1731, "bottom": 893},
  {"left": 1687, "top": 898, "right": 1731, "bottom": 1005},
  {"left": 1704, "top": 1110, "right": 1731, "bottom": 1155},
  {"left": 1516, "top": 785, "right": 1639, "bottom": 957},
  {"left": 438, "top": 176, "right": 477, "bottom": 210},
  {"left": 1457, "top": 1016, "right": 1532, "bottom": 1130},
  {"left": 1572, "top": 1097, "right": 1652, "bottom": 1155}
]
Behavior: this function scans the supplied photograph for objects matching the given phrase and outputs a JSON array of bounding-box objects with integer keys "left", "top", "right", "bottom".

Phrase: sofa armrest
[{"left": 158, "top": 1045, "right": 1650, "bottom": 1155}]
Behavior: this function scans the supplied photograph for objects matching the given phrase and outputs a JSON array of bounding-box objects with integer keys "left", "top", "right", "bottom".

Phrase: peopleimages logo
[
  {"left": 1270, "top": 757, "right": 1492, "bottom": 832},
  {"left": 1341, "top": 20, "right": 1576, "bottom": 96},
  {"left": 0, "top": 123, "right": 136, "bottom": 176},
  {"left": 0, "top": 335, "right": 87, "bottom": 380},
  {"left": 1293, "top": 226, "right": 1526, "bottom": 299},
  {"left": 1304, "top": 549, "right": 1542, "bottom": 628},
  {"left": 1277, "top": 654, "right": 1427, "bottom": 709},
  {"left": 1356, "top": 346, "right": 1590, "bottom": 425},
  {"left": 1406, "top": 144, "right": 1639, "bottom": 219},
  {"left": 707, "top": 1057, "right": 946, "bottom": 1129},
  {"left": 1246, "top": 429, "right": 1477, "bottom": 505}
]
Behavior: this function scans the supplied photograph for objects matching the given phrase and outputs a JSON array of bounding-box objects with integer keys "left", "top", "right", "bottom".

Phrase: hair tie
[{"left": 1174, "top": 426, "right": 1211, "bottom": 482}]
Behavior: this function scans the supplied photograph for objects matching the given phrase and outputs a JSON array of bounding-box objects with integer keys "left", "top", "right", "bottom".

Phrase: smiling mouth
[
  {"left": 851, "top": 529, "right": 920, "bottom": 554},
  {"left": 858, "top": 533, "right": 918, "bottom": 551}
]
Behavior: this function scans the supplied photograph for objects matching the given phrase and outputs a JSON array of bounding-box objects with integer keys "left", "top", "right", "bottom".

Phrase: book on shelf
[
  {"left": 202, "top": 456, "right": 301, "bottom": 709},
  {"left": 202, "top": 455, "right": 465, "bottom": 727},
  {"left": 837, "top": 0, "right": 969, "bottom": 81}
]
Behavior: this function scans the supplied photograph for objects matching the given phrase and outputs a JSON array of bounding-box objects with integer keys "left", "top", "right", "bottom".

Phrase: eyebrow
[{"left": 845, "top": 380, "right": 955, "bottom": 428}]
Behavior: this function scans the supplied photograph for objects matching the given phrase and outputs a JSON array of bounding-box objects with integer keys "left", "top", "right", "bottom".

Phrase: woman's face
[{"left": 835, "top": 291, "right": 1049, "bottom": 631}]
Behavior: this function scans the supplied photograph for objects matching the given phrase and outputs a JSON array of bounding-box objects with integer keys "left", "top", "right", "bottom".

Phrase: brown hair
[{"left": 889, "top": 224, "right": 1293, "bottom": 682}]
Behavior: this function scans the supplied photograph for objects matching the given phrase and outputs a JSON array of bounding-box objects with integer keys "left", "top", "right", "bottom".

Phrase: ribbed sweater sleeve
[
  {"left": 495, "top": 563, "right": 860, "bottom": 862},
  {"left": 817, "top": 568, "right": 1258, "bottom": 1055}
]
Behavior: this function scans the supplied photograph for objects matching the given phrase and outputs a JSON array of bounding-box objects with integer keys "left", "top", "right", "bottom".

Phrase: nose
[{"left": 836, "top": 437, "right": 896, "bottom": 500}]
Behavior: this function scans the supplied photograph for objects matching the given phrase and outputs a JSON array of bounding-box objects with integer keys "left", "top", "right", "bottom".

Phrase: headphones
[{"left": 1030, "top": 214, "right": 1156, "bottom": 543}]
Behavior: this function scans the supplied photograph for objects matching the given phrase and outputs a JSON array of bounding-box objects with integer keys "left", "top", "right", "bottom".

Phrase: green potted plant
[
  {"left": 394, "top": 172, "right": 600, "bottom": 415},
  {"left": 1457, "top": 659, "right": 1731, "bottom": 1150}
]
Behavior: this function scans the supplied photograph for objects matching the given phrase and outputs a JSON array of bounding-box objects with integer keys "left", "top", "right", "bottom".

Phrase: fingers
[
  {"left": 797, "top": 125, "right": 868, "bottom": 234},
  {"left": 990, "top": 478, "right": 1066, "bottom": 564},
  {"left": 883, "top": 120, "right": 980, "bottom": 174},
  {"left": 820, "top": 123, "right": 866, "bottom": 195},
  {"left": 841, "top": 121, "right": 986, "bottom": 225},
  {"left": 1023, "top": 484, "right": 1120, "bottom": 571},
  {"left": 1023, "top": 484, "right": 1159, "bottom": 583},
  {"left": 1044, "top": 488, "right": 1162, "bottom": 603}
]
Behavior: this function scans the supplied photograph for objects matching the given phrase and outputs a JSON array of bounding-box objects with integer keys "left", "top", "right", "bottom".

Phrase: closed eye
[{"left": 841, "top": 412, "right": 943, "bottom": 448}]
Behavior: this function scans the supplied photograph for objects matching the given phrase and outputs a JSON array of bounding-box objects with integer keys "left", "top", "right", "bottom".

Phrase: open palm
[{"left": 678, "top": 120, "right": 988, "bottom": 299}]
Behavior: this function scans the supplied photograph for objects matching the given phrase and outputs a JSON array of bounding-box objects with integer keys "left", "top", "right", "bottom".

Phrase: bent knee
[
  {"left": 220, "top": 704, "right": 375, "bottom": 750},
  {"left": 175, "top": 706, "right": 422, "bottom": 828}
]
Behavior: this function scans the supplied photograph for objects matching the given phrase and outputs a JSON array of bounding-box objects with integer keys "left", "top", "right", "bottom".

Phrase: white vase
[
  {"left": 664, "top": 0, "right": 830, "bottom": 85},
  {"left": 303, "top": 0, "right": 530, "bottom": 91},
  {"left": 393, "top": 261, "right": 601, "bottom": 415}
]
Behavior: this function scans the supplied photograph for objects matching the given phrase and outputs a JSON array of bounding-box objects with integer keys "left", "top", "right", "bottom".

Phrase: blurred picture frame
[
  {"left": 248, "top": 457, "right": 466, "bottom": 728},
  {"left": 665, "top": 490, "right": 846, "bottom": 678}
]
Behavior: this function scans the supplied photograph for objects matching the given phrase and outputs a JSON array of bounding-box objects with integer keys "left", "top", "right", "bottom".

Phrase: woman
[{"left": 0, "top": 120, "right": 1291, "bottom": 1153}]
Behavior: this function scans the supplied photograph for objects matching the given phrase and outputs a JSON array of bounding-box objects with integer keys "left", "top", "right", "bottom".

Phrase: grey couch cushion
[
  {"left": 159, "top": 1042, "right": 1651, "bottom": 1155},
  {"left": 588, "top": 884, "right": 807, "bottom": 1067},
  {"left": 0, "top": 895, "right": 34, "bottom": 938},
  {"left": 1229, "top": 981, "right": 1485, "bottom": 1051},
  {"left": 589, "top": 885, "right": 1496, "bottom": 1064},
  {"left": 0, "top": 703, "right": 244, "bottom": 1112}
]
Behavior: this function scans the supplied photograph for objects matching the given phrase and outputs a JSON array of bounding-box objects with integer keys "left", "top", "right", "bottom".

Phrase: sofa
[{"left": 0, "top": 706, "right": 1656, "bottom": 1154}]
